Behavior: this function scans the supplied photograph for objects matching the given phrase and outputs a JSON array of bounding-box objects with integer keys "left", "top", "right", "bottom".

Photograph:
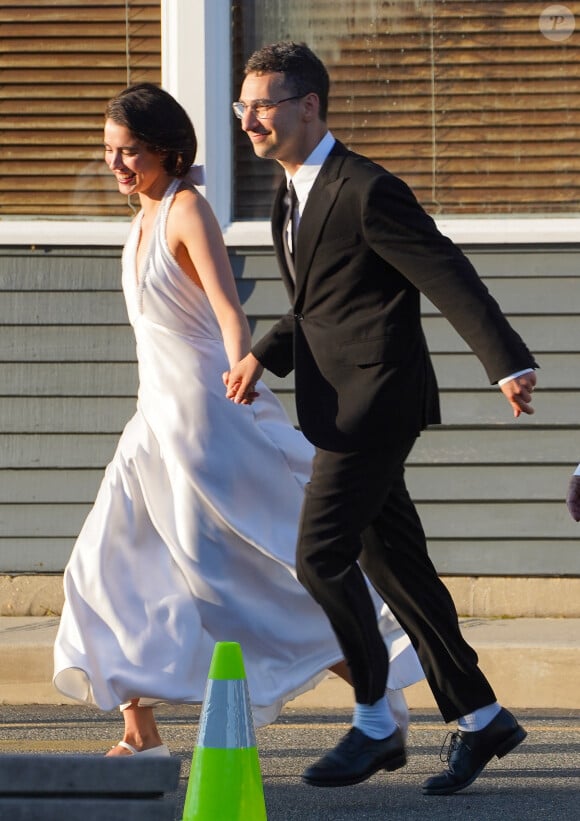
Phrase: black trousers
[{"left": 295, "top": 435, "right": 496, "bottom": 723}]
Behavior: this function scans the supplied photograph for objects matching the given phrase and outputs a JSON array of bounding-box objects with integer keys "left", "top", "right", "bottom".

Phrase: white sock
[
  {"left": 353, "top": 694, "right": 397, "bottom": 740},
  {"left": 458, "top": 702, "right": 502, "bottom": 732}
]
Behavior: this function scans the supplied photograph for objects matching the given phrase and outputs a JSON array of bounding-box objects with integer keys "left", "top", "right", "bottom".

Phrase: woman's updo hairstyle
[{"left": 105, "top": 82, "right": 197, "bottom": 177}]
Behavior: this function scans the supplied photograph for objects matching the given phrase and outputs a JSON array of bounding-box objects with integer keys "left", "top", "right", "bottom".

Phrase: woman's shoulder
[
  {"left": 166, "top": 179, "right": 221, "bottom": 245},
  {"left": 168, "top": 182, "right": 207, "bottom": 223}
]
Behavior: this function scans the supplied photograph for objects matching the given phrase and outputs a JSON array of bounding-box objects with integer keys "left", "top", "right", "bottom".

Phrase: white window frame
[{"left": 0, "top": 0, "right": 578, "bottom": 248}]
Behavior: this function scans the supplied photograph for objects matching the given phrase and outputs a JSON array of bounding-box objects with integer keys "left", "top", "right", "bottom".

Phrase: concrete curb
[
  {"left": 296, "top": 616, "right": 580, "bottom": 711},
  {"left": 2, "top": 576, "right": 580, "bottom": 618},
  {"left": 1, "top": 616, "right": 579, "bottom": 710}
]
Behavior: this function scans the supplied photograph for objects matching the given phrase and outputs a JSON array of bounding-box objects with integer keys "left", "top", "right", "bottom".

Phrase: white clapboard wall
[{"left": 0, "top": 245, "right": 579, "bottom": 575}]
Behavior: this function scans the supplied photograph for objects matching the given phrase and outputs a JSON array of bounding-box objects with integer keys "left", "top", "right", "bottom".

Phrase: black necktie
[{"left": 282, "top": 182, "right": 298, "bottom": 278}]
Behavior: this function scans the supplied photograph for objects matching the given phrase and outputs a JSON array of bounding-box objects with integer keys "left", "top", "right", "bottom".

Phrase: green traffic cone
[{"left": 182, "top": 641, "right": 267, "bottom": 820}]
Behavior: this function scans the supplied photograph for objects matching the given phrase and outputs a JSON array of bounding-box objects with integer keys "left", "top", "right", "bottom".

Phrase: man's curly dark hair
[{"left": 244, "top": 41, "right": 330, "bottom": 120}]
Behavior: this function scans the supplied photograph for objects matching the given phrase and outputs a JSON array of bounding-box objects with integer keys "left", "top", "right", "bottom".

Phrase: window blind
[
  {"left": 233, "top": 0, "right": 580, "bottom": 219},
  {"left": 0, "top": 0, "right": 161, "bottom": 218}
]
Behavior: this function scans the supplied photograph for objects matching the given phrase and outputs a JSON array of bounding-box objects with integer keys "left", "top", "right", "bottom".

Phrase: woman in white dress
[{"left": 53, "top": 83, "right": 424, "bottom": 757}]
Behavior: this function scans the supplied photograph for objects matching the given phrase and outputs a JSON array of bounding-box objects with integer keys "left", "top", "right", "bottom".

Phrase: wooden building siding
[{"left": 0, "top": 243, "right": 579, "bottom": 575}]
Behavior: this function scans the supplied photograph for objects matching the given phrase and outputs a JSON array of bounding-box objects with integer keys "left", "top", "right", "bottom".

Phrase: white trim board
[{"left": 1, "top": 217, "right": 578, "bottom": 248}]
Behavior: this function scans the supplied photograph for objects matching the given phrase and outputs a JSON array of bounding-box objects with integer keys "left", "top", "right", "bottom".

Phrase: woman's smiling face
[{"left": 103, "top": 119, "right": 168, "bottom": 198}]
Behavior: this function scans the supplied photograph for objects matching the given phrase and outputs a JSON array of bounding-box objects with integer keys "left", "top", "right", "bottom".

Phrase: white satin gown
[{"left": 53, "top": 178, "right": 424, "bottom": 725}]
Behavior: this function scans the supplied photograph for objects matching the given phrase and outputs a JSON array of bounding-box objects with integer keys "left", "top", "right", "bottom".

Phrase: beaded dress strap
[{"left": 136, "top": 178, "right": 181, "bottom": 312}]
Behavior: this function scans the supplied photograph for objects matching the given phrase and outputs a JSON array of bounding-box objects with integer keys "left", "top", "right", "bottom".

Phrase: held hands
[
  {"left": 499, "top": 371, "right": 537, "bottom": 418},
  {"left": 566, "top": 474, "right": 580, "bottom": 522},
  {"left": 223, "top": 352, "right": 264, "bottom": 405}
]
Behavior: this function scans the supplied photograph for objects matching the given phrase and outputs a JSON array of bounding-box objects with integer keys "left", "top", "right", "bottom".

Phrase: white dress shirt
[{"left": 285, "top": 130, "right": 335, "bottom": 248}]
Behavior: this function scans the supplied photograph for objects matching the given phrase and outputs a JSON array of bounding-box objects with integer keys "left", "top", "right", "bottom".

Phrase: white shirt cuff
[{"left": 498, "top": 368, "right": 535, "bottom": 386}]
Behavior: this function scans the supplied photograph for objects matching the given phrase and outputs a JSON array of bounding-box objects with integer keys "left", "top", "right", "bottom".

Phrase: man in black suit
[{"left": 226, "top": 41, "right": 537, "bottom": 795}]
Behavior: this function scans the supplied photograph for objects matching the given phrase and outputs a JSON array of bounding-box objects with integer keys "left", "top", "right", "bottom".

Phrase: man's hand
[
  {"left": 566, "top": 474, "right": 580, "bottom": 522},
  {"left": 223, "top": 352, "right": 264, "bottom": 405},
  {"left": 499, "top": 371, "right": 537, "bottom": 418}
]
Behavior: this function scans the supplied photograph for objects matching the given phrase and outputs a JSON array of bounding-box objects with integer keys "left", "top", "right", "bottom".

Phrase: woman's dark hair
[
  {"left": 244, "top": 42, "right": 330, "bottom": 120},
  {"left": 105, "top": 82, "right": 197, "bottom": 177}
]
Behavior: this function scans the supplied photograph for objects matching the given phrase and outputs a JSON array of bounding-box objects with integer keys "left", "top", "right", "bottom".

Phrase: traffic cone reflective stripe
[
  {"left": 182, "top": 642, "right": 267, "bottom": 820},
  {"left": 197, "top": 679, "right": 256, "bottom": 748}
]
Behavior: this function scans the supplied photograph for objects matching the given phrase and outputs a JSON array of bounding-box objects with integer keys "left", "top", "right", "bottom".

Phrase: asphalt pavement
[{"left": 0, "top": 704, "right": 578, "bottom": 820}]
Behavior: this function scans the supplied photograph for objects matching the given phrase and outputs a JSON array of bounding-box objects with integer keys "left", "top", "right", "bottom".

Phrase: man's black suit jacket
[{"left": 252, "top": 140, "right": 538, "bottom": 452}]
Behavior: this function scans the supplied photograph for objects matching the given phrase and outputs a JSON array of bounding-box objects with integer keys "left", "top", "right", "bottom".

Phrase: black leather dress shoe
[
  {"left": 422, "top": 707, "right": 527, "bottom": 795},
  {"left": 302, "top": 726, "right": 406, "bottom": 788}
]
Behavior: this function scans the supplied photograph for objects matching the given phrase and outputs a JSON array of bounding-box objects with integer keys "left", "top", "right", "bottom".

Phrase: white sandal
[{"left": 114, "top": 740, "right": 171, "bottom": 757}]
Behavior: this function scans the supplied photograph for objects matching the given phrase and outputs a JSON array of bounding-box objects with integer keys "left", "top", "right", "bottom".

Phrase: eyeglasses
[{"left": 232, "top": 95, "right": 305, "bottom": 120}]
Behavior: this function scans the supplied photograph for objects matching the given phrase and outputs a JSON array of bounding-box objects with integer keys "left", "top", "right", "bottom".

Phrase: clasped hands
[{"left": 223, "top": 352, "right": 264, "bottom": 405}]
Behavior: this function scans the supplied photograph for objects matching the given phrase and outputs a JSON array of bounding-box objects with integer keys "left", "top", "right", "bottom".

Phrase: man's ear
[{"left": 302, "top": 92, "right": 321, "bottom": 122}]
